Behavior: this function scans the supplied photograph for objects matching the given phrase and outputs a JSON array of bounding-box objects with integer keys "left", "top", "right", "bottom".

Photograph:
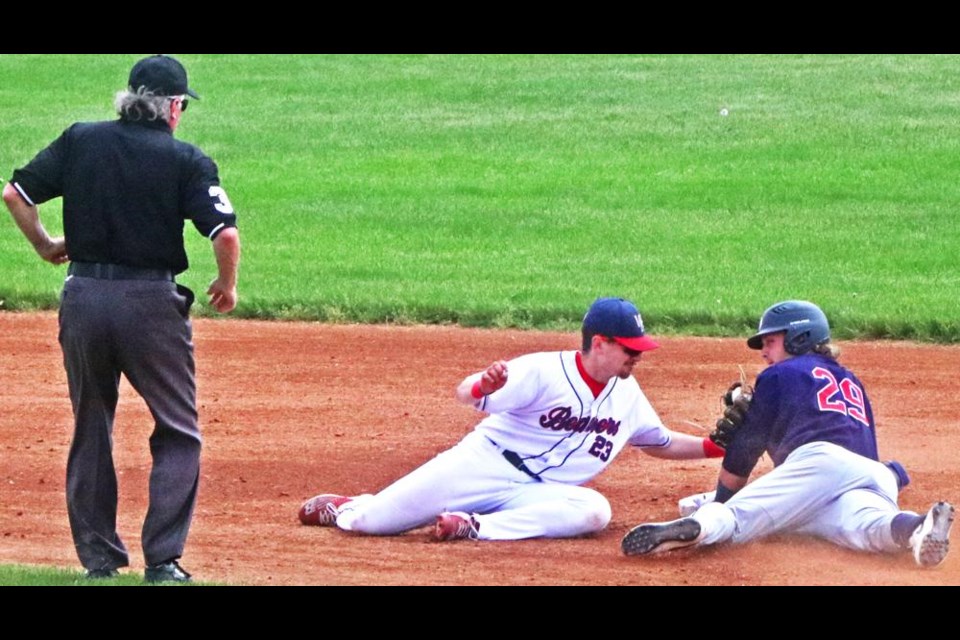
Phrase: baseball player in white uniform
[{"left": 299, "top": 297, "right": 727, "bottom": 541}]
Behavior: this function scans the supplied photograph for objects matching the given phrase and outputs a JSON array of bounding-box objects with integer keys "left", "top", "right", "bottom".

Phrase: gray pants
[
  {"left": 58, "top": 275, "right": 200, "bottom": 570},
  {"left": 693, "top": 442, "right": 905, "bottom": 553}
]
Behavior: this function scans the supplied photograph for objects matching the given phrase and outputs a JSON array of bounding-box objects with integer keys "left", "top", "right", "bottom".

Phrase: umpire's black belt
[
  {"left": 502, "top": 449, "right": 543, "bottom": 482},
  {"left": 68, "top": 261, "right": 174, "bottom": 282}
]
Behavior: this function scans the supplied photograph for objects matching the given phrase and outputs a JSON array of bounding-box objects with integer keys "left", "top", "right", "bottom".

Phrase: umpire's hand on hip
[{"left": 37, "top": 237, "right": 69, "bottom": 265}]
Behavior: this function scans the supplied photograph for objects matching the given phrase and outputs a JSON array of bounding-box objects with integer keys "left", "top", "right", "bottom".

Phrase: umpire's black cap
[{"left": 129, "top": 54, "right": 200, "bottom": 99}]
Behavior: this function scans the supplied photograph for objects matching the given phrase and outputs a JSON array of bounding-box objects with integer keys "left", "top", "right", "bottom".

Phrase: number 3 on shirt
[
  {"left": 209, "top": 186, "right": 235, "bottom": 214},
  {"left": 812, "top": 367, "right": 870, "bottom": 427}
]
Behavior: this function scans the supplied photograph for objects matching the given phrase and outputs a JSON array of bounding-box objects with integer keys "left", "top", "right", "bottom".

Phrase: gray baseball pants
[{"left": 58, "top": 274, "right": 200, "bottom": 571}]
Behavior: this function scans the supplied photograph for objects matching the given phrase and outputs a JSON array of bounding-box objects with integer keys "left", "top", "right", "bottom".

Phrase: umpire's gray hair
[{"left": 114, "top": 87, "right": 173, "bottom": 122}]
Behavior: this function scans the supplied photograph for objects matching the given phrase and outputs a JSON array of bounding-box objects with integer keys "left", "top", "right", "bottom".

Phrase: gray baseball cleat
[
  {"left": 910, "top": 501, "right": 954, "bottom": 568},
  {"left": 621, "top": 517, "right": 702, "bottom": 556}
]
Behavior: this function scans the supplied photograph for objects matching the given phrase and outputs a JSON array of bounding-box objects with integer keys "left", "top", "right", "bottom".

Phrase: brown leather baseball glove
[{"left": 709, "top": 381, "right": 753, "bottom": 449}]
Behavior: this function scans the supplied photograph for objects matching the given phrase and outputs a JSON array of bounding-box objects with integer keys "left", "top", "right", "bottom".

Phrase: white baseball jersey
[
  {"left": 333, "top": 349, "right": 673, "bottom": 540},
  {"left": 475, "top": 350, "right": 671, "bottom": 485}
]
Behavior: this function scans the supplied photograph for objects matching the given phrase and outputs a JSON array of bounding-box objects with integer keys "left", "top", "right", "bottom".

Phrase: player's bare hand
[
  {"left": 207, "top": 278, "right": 237, "bottom": 314},
  {"left": 479, "top": 360, "right": 508, "bottom": 395},
  {"left": 36, "top": 236, "right": 68, "bottom": 265}
]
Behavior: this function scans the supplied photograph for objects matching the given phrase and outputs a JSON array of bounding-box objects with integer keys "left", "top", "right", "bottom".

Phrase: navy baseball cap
[
  {"left": 583, "top": 297, "right": 660, "bottom": 352},
  {"left": 128, "top": 54, "right": 200, "bottom": 99}
]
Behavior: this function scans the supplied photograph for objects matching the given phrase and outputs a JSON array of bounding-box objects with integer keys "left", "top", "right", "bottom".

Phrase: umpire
[{"left": 2, "top": 55, "right": 241, "bottom": 583}]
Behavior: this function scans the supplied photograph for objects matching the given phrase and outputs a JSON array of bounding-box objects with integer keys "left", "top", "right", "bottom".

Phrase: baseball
[{"left": 720, "top": 108, "right": 729, "bottom": 117}]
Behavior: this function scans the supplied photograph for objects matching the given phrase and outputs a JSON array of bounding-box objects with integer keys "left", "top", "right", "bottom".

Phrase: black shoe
[
  {"left": 84, "top": 567, "right": 119, "bottom": 579},
  {"left": 621, "top": 517, "right": 702, "bottom": 556},
  {"left": 144, "top": 560, "right": 192, "bottom": 583}
]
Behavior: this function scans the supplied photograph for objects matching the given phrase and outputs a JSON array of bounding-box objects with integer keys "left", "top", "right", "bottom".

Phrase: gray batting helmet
[{"left": 747, "top": 300, "right": 830, "bottom": 355}]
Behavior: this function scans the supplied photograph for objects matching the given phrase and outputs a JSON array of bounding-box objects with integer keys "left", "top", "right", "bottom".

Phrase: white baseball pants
[{"left": 334, "top": 431, "right": 611, "bottom": 540}]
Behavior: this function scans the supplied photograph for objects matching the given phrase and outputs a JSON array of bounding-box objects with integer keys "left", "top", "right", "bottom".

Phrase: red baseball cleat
[
  {"left": 434, "top": 512, "right": 480, "bottom": 541},
  {"left": 298, "top": 494, "right": 352, "bottom": 526}
]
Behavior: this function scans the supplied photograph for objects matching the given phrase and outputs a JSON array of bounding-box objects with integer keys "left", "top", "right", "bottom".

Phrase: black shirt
[{"left": 10, "top": 117, "right": 237, "bottom": 274}]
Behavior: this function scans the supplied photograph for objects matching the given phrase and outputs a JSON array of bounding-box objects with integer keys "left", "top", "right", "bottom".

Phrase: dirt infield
[{"left": 1, "top": 311, "right": 957, "bottom": 586}]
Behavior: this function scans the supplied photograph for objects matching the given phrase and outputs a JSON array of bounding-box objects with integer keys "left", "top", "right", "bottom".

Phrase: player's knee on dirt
[
  {"left": 587, "top": 500, "right": 613, "bottom": 533},
  {"left": 572, "top": 491, "right": 612, "bottom": 535}
]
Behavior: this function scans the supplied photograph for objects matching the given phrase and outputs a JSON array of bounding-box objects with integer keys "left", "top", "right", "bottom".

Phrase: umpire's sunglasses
[{"left": 171, "top": 95, "right": 189, "bottom": 112}]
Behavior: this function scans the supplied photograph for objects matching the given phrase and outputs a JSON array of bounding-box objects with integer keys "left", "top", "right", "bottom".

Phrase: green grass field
[
  {"left": 1, "top": 54, "right": 958, "bottom": 586},
  {"left": 0, "top": 563, "right": 220, "bottom": 586},
  {"left": 2, "top": 54, "right": 958, "bottom": 341}
]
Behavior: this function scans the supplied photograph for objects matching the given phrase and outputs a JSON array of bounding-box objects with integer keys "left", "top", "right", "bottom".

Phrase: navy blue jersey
[{"left": 722, "top": 353, "right": 878, "bottom": 478}]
